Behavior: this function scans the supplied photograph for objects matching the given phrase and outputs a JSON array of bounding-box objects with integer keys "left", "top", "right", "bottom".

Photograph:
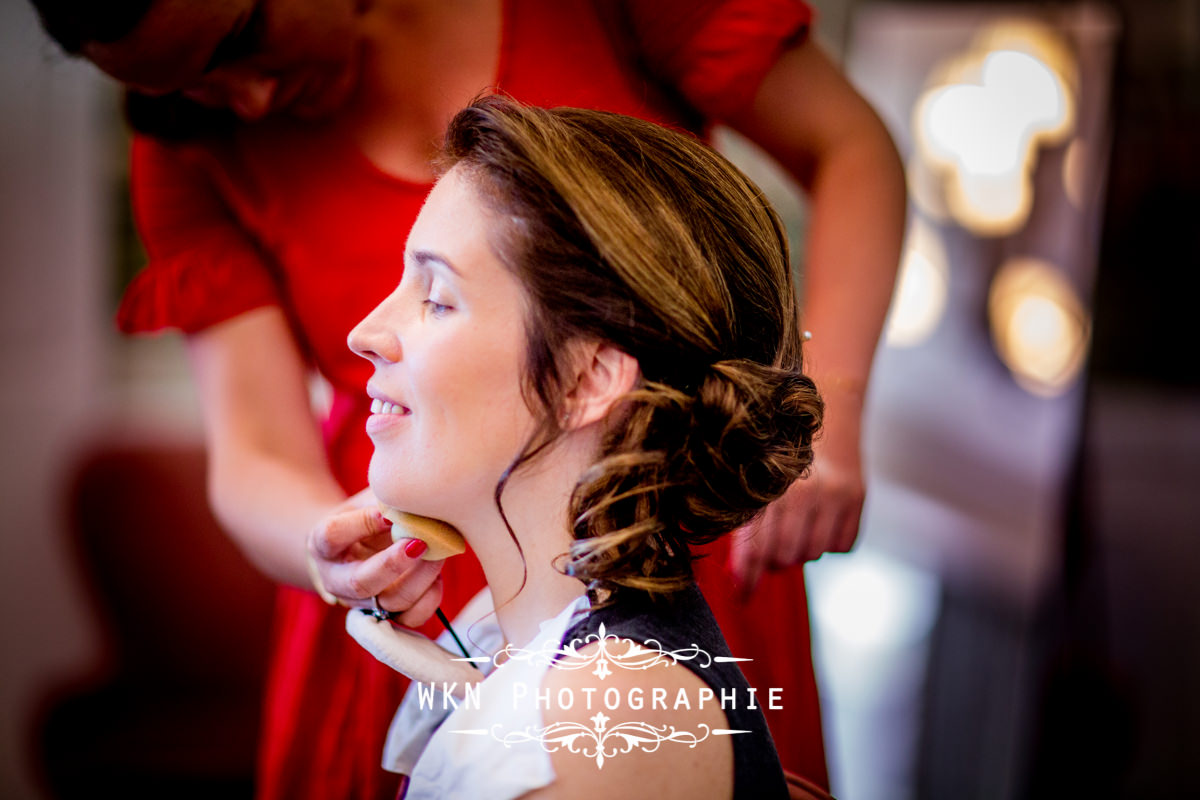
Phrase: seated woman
[{"left": 347, "top": 96, "right": 823, "bottom": 799}]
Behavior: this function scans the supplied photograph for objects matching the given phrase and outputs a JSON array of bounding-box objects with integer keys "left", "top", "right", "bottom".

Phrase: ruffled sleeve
[
  {"left": 117, "top": 135, "right": 281, "bottom": 335},
  {"left": 620, "top": 0, "right": 814, "bottom": 121}
]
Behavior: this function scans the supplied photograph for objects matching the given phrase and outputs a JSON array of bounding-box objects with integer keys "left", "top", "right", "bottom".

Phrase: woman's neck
[
  {"left": 349, "top": 0, "right": 504, "bottom": 181},
  {"left": 489, "top": 546, "right": 587, "bottom": 651},
  {"left": 453, "top": 437, "right": 594, "bottom": 650}
]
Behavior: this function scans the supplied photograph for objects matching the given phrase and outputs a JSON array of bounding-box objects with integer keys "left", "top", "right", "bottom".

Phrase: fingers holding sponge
[{"left": 378, "top": 506, "right": 467, "bottom": 562}]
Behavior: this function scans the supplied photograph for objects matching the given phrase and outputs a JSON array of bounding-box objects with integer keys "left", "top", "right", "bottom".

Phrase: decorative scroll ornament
[
  {"left": 494, "top": 622, "right": 713, "bottom": 680},
  {"left": 489, "top": 713, "right": 712, "bottom": 769}
]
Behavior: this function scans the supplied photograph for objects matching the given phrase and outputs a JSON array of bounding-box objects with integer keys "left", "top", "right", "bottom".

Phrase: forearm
[
  {"left": 207, "top": 444, "right": 346, "bottom": 588},
  {"left": 799, "top": 126, "right": 906, "bottom": 441},
  {"left": 186, "top": 307, "right": 350, "bottom": 590}
]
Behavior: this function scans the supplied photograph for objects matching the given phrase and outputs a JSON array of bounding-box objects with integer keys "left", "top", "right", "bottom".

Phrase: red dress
[{"left": 119, "top": 0, "right": 827, "bottom": 795}]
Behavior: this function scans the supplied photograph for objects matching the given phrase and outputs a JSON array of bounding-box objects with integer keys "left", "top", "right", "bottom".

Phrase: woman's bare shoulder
[{"left": 518, "top": 638, "right": 733, "bottom": 800}]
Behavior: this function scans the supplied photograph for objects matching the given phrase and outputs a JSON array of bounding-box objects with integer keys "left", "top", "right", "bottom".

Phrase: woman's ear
[{"left": 562, "top": 342, "right": 639, "bottom": 429}]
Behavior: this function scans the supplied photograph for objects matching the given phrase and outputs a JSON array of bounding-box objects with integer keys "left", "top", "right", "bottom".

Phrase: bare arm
[
  {"left": 725, "top": 38, "right": 906, "bottom": 584},
  {"left": 186, "top": 307, "right": 442, "bottom": 617},
  {"left": 186, "top": 307, "right": 345, "bottom": 587}
]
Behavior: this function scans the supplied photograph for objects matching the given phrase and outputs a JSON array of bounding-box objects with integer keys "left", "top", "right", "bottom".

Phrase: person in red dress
[{"left": 32, "top": 1, "right": 905, "bottom": 797}]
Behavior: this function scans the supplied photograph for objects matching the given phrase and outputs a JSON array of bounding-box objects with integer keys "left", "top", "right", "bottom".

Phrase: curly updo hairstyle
[{"left": 441, "top": 96, "right": 823, "bottom": 598}]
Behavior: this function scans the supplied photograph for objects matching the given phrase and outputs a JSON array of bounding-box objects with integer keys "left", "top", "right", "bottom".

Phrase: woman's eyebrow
[{"left": 411, "top": 250, "right": 463, "bottom": 278}]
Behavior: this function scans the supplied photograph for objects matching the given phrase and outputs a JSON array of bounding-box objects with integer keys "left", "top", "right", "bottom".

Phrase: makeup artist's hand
[
  {"left": 729, "top": 412, "right": 864, "bottom": 594},
  {"left": 307, "top": 490, "right": 444, "bottom": 627}
]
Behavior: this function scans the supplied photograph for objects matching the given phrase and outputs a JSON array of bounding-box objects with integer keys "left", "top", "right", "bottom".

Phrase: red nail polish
[{"left": 405, "top": 539, "right": 428, "bottom": 558}]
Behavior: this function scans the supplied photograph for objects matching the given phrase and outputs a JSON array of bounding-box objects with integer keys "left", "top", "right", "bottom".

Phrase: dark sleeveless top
[{"left": 561, "top": 583, "right": 790, "bottom": 799}]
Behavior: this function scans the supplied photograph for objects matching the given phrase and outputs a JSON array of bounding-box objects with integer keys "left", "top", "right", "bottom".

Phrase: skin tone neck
[
  {"left": 451, "top": 426, "right": 601, "bottom": 650},
  {"left": 346, "top": 0, "right": 505, "bottom": 179}
]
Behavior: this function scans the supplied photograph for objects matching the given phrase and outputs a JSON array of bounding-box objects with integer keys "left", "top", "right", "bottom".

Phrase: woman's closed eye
[{"left": 422, "top": 299, "right": 454, "bottom": 316}]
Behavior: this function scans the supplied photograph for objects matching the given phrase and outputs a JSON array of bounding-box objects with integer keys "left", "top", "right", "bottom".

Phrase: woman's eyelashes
[{"left": 422, "top": 298, "right": 453, "bottom": 316}]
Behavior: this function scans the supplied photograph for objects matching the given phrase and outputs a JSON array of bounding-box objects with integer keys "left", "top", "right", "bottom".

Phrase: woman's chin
[
  {"left": 369, "top": 486, "right": 420, "bottom": 516},
  {"left": 367, "top": 463, "right": 418, "bottom": 513}
]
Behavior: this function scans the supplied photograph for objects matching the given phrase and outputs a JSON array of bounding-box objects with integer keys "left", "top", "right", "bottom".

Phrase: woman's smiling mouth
[
  {"left": 370, "top": 398, "right": 411, "bottom": 416},
  {"left": 365, "top": 394, "right": 412, "bottom": 436}
]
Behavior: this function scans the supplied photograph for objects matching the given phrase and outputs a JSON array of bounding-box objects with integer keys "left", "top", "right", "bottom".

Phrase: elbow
[
  {"left": 204, "top": 457, "right": 243, "bottom": 541},
  {"left": 847, "top": 113, "right": 908, "bottom": 252},
  {"left": 849, "top": 107, "right": 907, "bottom": 208},
  {"left": 875, "top": 119, "right": 907, "bottom": 212}
]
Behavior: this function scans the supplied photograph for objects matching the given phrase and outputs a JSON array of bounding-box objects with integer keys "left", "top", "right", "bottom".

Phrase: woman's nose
[
  {"left": 185, "top": 71, "right": 278, "bottom": 120},
  {"left": 224, "top": 73, "right": 279, "bottom": 120},
  {"left": 348, "top": 303, "right": 402, "bottom": 365}
]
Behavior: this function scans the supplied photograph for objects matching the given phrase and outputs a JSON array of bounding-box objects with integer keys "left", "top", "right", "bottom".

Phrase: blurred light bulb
[
  {"left": 989, "top": 258, "right": 1090, "bottom": 396},
  {"left": 912, "top": 20, "right": 1077, "bottom": 236},
  {"left": 946, "top": 171, "right": 1033, "bottom": 236}
]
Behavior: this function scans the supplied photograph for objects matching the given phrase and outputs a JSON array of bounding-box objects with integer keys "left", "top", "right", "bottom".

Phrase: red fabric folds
[{"left": 116, "top": 248, "right": 279, "bottom": 334}]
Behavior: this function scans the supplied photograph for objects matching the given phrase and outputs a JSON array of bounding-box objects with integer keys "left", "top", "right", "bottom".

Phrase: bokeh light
[
  {"left": 912, "top": 20, "right": 1078, "bottom": 235},
  {"left": 810, "top": 551, "right": 941, "bottom": 651},
  {"left": 988, "top": 257, "right": 1091, "bottom": 396}
]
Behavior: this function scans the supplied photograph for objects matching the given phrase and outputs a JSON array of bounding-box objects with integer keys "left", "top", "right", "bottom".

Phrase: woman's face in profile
[
  {"left": 349, "top": 168, "right": 539, "bottom": 521},
  {"left": 82, "top": 0, "right": 365, "bottom": 121}
]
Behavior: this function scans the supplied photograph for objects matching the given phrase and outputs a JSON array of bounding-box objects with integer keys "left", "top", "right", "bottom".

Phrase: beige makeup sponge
[{"left": 379, "top": 506, "right": 467, "bottom": 561}]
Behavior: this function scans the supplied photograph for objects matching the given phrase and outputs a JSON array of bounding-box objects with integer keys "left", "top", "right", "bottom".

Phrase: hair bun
[
  {"left": 670, "top": 359, "right": 822, "bottom": 546},
  {"left": 565, "top": 361, "right": 822, "bottom": 594}
]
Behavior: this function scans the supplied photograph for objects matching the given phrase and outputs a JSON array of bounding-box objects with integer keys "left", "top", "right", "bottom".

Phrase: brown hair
[{"left": 441, "top": 96, "right": 822, "bottom": 597}]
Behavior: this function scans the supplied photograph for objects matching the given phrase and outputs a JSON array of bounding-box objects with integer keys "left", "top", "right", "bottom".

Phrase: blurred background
[{"left": 2, "top": 0, "right": 1197, "bottom": 797}]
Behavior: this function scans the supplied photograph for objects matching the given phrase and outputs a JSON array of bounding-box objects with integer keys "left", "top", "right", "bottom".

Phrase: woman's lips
[{"left": 365, "top": 393, "right": 411, "bottom": 434}]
